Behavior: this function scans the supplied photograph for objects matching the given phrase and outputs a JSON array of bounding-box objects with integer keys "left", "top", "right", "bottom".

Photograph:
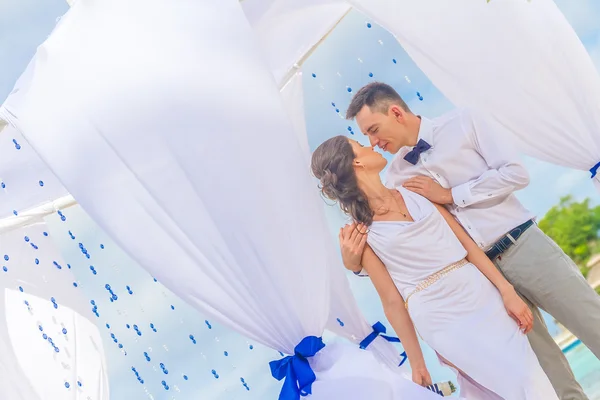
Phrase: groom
[{"left": 339, "top": 82, "right": 599, "bottom": 399}]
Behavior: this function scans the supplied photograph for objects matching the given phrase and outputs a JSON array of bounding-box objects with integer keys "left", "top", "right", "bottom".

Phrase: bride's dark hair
[{"left": 311, "top": 135, "right": 374, "bottom": 226}]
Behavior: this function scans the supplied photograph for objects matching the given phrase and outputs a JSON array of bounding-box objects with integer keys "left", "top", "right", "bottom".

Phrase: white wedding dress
[{"left": 365, "top": 187, "right": 558, "bottom": 400}]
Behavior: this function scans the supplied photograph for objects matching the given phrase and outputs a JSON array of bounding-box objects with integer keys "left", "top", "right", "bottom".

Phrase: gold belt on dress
[{"left": 404, "top": 258, "right": 469, "bottom": 309}]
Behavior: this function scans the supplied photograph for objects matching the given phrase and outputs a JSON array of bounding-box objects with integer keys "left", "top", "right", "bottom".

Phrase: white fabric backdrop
[
  {"left": 349, "top": 0, "right": 600, "bottom": 191},
  {"left": 0, "top": 222, "right": 109, "bottom": 400},
  {"left": 2, "top": 0, "right": 437, "bottom": 398}
]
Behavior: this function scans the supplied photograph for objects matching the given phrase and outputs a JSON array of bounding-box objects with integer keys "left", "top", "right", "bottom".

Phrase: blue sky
[{"left": 1, "top": 1, "right": 600, "bottom": 399}]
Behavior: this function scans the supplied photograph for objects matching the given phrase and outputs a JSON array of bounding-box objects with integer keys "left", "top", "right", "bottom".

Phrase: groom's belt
[{"left": 485, "top": 219, "right": 534, "bottom": 261}]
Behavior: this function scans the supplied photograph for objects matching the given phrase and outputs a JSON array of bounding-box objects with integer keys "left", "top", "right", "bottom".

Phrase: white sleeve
[{"left": 451, "top": 109, "right": 530, "bottom": 207}]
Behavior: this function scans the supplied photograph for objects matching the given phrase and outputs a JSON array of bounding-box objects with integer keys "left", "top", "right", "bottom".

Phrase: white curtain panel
[
  {"left": 350, "top": 0, "right": 600, "bottom": 191},
  {"left": 2, "top": 0, "right": 439, "bottom": 398},
  {"left": 0, "top": 222, "right": 109, "bottom": 400}
]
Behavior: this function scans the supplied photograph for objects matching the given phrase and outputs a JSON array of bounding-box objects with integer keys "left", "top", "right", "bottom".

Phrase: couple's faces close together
[{"left": 348, "top": 103, "right": 413, "bottom": 173}]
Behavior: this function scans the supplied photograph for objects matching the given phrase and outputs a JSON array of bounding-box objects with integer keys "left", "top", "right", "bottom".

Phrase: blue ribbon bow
[
  {"left": 269, "top": 336, "right": 325, "bottom": 400},
  {"left": 359, "top": 321, "right": 401, "bottom": 350},
  {"left": 359, "top": 322, "right": 408, "bottom": 366},
  {"left": 590, "top": 161, "right": 600, "bottom": 179},
  {"left": 403, "top": 139, "right": 431, "bottom": 165}
]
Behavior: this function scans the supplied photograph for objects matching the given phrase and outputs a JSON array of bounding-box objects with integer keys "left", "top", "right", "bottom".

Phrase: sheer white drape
[
  {"left": 0, "top": 223, "right": 109, "bottom": 400},
  {"left": 349, "top": 0, "right": 600, "bottom": 191},
  {"left": 2, "top": 0, "right": 437, "bottom": 397}
]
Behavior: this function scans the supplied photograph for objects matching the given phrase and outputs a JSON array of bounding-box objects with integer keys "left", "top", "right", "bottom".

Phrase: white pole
[{"left": 0, "top": 195, "right": 77, "bottom": 234}]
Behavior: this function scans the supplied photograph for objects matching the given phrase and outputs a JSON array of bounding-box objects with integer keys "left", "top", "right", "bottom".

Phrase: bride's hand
[
  {"left": 501, "top": 287, "right": 533, "bottom": 334},
  {"left": 411, "top": 363, "right": 433, "bottom": 387}
]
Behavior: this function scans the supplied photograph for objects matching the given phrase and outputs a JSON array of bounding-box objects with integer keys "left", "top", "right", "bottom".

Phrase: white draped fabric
[
  {"left": 1, "top": 0, "right": 437, "bottom": 398},
  {"left": 0, "top": 223, "right": 109, "bottom": 400}
]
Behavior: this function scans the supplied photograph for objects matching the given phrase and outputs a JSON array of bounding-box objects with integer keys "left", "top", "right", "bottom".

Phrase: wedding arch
[{"left": 0, "top": 0, "right": 598, "bottom": 398}]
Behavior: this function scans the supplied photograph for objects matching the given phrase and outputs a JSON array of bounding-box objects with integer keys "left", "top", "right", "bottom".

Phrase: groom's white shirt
[{"left": 385, "top": 108, "right": 534, "bottom": 250}]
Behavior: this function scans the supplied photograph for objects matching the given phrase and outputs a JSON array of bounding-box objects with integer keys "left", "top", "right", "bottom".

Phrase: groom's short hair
[{"left": 345, "top": 82, "right": 411, "bottom": 120}]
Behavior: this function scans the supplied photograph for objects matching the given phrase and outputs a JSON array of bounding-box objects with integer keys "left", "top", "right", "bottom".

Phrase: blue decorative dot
[
  {"left": 369, "top": 72, "right": 374, "bottom": 77},
  {"left": 336, "top": 318, "right": 345, "bottom": 327},
  {"left": 0, "top": 182, "right": 4, "bottom": 189},
  {"left": 90, "top": 300, "right": 96, "bottom": 305},
  {"left": 73, "top": 282, "right": 78, "bottom": 287},
  {"left": 367, "top": 22, "right": 372, "bottom": 28},
  {"left": 4, "top": 255, "right": 9, "bottom": 261},
  {"left": 126, "top": 324, "right": 130, "bottom": 329},
  {"left": 170, "top": 305, "right": 175, "bottom": 310},
  {"left": 62, "top": 328, "right": 67, "bottom": 334},
  {"left": 2, "top": 266, "right": 6, "bottom": 272},
  {"left": 100, "top": 244, "right": 105, "bottom": 249},
  {"left": 224, "top": 351, "right": 228, "bottom": 357},
  {"left": 43, "top": 232, "right": 48, "bottom": 236},
  {"left": 13, "top": 210, "right": 18, "bottom": 216},
  {"left": 43, "top": 333, "right": 48, "bottom": 340},
  {"left": 24, "top": 236, "right": 30, "bottom": 242},
  {"left": 205, "top": 320, "right": 212, "bottom": 329},
  {"left": 392, "top": 58, "right": 397, "bottom": 64},
  {"left": 77, "top": 381, "right": 82, "bottom": 387},
  {"left": 35, "top": 258, "right": 39, "bottom": 265},
  {"left": 65, "top": 382, "right": 70, "bottom": 389},
  {"left": 347, "top": 87, "right": 352, "bottom": 92},
  {"left": 183, "top": 375, "right": 188, "bottom": 381},
  {"left": 39, "top": 180, "right": 44, "bottom": 187},
  {"left": 18, "top": 286, "right": 23, "bottom": 292},
  {"left": 249, "top": 345, "right": 254, "bottom": 350},
  {"left": 331, "top": 102, "right": 336, "bottom": 107},
  {"left": 335, "top": 108, "right": 340, "bottom": 113},
  {"left": 311, "top": 73, "right": 316, "bottom": 78}
]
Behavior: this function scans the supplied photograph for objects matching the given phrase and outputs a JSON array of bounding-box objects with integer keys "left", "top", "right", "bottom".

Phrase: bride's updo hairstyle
[{"left": 311, "top": 135, "right": 374, "bottom": 226}]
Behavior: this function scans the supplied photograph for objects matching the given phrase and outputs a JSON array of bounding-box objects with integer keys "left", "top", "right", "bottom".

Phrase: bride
[{"left": 311, "top": 136, "right": 558, "bottom": 399}]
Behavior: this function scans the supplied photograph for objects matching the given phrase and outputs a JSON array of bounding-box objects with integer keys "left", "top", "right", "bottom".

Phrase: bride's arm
[
  {"left": 361, "top": 245, "right": 431, "bottom": 386},
  {"left": 433, "top": 203, "right": 533, "bottom": 333}
]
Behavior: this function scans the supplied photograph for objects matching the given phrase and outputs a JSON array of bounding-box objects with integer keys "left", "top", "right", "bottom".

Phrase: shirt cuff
[{"left": 451, "top": 183, "right": 474, "bottom": 208}]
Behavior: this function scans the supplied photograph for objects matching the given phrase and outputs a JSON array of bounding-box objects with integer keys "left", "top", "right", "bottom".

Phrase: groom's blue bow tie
[{"left": 403, "top": 139, "right": 431, "bottom": 165}]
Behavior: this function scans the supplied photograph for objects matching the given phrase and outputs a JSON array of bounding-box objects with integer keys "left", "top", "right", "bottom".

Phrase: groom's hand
[
  {"left": 403, "top": 176, "right": 453, "bottom": 205},
  {"left": 339, "top": 223, "right": 367, "bottom": 272}
]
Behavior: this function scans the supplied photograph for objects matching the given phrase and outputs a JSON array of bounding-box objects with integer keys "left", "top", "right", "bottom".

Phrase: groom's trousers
[{"left": 493, "top": 225, "right": 600, "bottom": 400}]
